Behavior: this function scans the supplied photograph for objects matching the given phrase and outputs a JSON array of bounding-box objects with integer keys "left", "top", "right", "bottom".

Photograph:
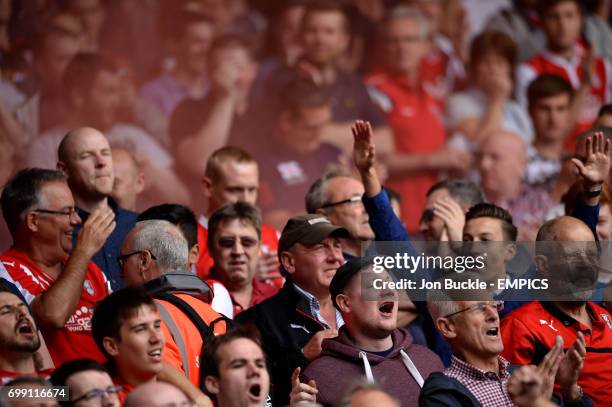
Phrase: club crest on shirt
[
  {"left": 601, "top": 313, "right": 612, "bottom": 330},
  {"left": 83, "top": 280, "right": 94, "bottom": 296}
]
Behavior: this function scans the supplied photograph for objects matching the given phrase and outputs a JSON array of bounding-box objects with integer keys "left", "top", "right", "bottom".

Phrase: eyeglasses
[
  {"left": 117, "top": 250, "right": 157, "bottom": 268},
  {"left": 33, "top": 207, "right": 77, "bottom": 218},
  {"left": 321, "top": 195, "right": 361, "bottom": 209},
  {"left": 72, "top": 385, "right": 122, "bottom": 404},
  {"left": 443, "top": 301, "right": 504, "bottom": 319},
  {"left": 217, "top": 237, "right": 259, "bottom": 249}
]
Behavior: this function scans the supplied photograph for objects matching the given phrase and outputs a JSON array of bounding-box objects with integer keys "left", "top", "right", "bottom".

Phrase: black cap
[
  {"left": 278, "top": 214, "right": 349, "bottom": 256},
  {"left": 329, "top": 256, "right": 375, "bottom": 306}
]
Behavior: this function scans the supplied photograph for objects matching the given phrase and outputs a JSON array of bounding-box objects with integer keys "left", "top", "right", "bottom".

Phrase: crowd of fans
[{"left": 0, "top": 0, "right": 611, "bottom": 406}]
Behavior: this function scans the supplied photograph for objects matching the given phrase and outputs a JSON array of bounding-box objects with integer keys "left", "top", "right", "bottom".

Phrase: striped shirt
[{"left": 293, "top": 284, "right": 344, "bottom": 330}]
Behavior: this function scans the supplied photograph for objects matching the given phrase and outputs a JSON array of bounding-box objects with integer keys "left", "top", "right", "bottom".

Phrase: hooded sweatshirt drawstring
[
  {"left": 358, "top": 349, "right": 425, "bottom": 388},
  {"left": 359, "top": 351, "right": 375, "bottom": 383}
]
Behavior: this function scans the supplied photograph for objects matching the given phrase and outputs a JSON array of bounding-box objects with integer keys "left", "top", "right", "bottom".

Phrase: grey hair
[
  {"left": 382, "top": 5, "right": 430, "bottom": 39},
  {"left": 132, "top": 220, "right": 190, "bottom": 273},
  {"left": 305, "top": 166, "right": 352, "bottom": 213},
  {"left": 426, "top": 273, "right": 493, "bottom": 322},
  {"left": 426, "top": 289, "right": 461, "bottom": 322},
  {"left": 337, "top": 378, "right": 399, "bottom": 407}
]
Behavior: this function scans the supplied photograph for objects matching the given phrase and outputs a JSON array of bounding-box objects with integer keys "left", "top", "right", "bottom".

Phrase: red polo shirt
[
  {"left": 501, "top": 301, "right": 612, "bottom": 406},
  {"left": 366, "top": 70, "right": 447, "bottom": 233}
]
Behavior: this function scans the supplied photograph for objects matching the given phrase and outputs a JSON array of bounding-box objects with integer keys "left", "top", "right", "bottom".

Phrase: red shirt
[
  {"left": 517, "top": 44, "right": 612, "bottom": 150},
  {"left": 206, "top": 274, "right": 279, "bottom": 317},
  {"left": 366, "top": 71, "right": 447, "bottom": 232},
  {"left": 501, "top": 301, "right": 612, "bottom": 406},
  {"left": 0, "top": 369, "right": 53, "bottom": 385},
  {"left": 196, "top": 218, "right": 282, "bottom": 287},
  {"left": 112, "top": 376, "right": 136, "bottom": 405},
  {"left": 0, "top": 248, "right": 109, "bottom": 366}
]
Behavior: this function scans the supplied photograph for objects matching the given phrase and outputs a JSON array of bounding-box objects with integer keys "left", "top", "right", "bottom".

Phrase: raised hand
[
  {"left": 433, "top": 196, "right": 465, "bottom": 243},
  {"left": 508, "top": 365, "right": 556, "bottom": 407},
  {"left": 536, "top": 336, "right": 564, "bottom": 401},
  {"left": 75, "top": 206, "right": 115, "bottom": 258},
  {"left": 256, "top": 250, "right": 281, "bottom": 282},
  {"left": 571, "top": 132, "right": 611, "bottom": 186},
  {"left": 289, "top": 367, "right": 318, "bottom": 405},
  {"left": 352, "top": 120, "right": 376, "bottom": 174},
  {"left": 557, "top": 332, "right": 586, "bottom": 401}
]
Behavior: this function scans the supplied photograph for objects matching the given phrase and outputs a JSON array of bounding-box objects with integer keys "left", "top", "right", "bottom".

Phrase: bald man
[
  {"left": 478, "top": 129, "right": 555, "bottom": 240},
  {"left": 112, "top": 148, "right": 144, "bottom": 212},
  {"left": 58, "top": 127, "right": 138, "bottom": 289},
  {"left": 501, "top": 216, "right": 612, "bottom": 406},
  {"left": 124, "top": 381, "right": 190, "bottom": 407}
]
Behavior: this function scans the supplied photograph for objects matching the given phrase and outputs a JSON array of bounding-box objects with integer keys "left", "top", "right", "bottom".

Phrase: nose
[
  {"left": 71, "top": 210, "right": 82, "bottom": 226},
  {"left": 231, "top": 240, "right": 245, "bottom": 256},
  {"left": 326, "top": 245, "right": 344, "bottom": 265},
  {"left": 484, "top": 305, "right": 500, "bottom": 321},
  {"left": 149, "top": 327, "right": 163, "bottom": 344},
  {"left": 246, "top": 361, "right": 261, "bottom": 378}
]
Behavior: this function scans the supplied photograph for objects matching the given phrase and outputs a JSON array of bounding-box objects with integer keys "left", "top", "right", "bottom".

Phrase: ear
[
  {"left": 56, "top": 161, "right": 68, "bottom": 175},
  {"left": 135, "top": 251, "right": 155, "bottom": 282},
  {"left": 435, "top": 317, "right": 457, "bottom": 340},
  {"left": 534, "top": 254, "right": 549, "bottom": 277},
  {"left": 134, "top": 171, "right": 145, "bottom": 195},
  {"left": 103, "top": 337, "right": 119, "bottom": 357},
  {"left": 280, "top": 251, "right": 295, "bottom": 276},
  {"left": 25, "top": 212, "right": 39, "bottom": 232},
  {"left": 202, "top": 176, "right": 213, "bottom": 198},
  {"left": 315, "top": 208, "right": 328, "bottom": 217},
  {"left": 189, "top": 243, "right": 201, "bottom": 265},
  {"left": 204, "top": 376, "right": 220, "bottom": 395},
  {"left": 335, "top": 293, "right": 350, "bottom": 314},
  {"left": 503, "top": 243, "right": 517, "bottom": 263}
]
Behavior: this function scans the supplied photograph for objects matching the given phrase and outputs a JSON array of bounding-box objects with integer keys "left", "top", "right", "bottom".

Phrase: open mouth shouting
[
  {"left": 485, "top": 326, "right": 499, "bottom": 338},
  {"left": 15, "top": 319, "right": 35, "bottom": 337},
  {"left": 378, "top": 302, "right": 395, "bottom": 318},
  {"left": 247, "top": 382, "right": 264, "bottom": 403}
]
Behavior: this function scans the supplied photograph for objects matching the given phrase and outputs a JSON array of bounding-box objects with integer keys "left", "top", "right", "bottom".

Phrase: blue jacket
[{"left": 73, "top": 197, "right": 137, "bottom": 290}]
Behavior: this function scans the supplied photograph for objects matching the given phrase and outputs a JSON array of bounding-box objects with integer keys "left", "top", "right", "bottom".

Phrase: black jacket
[{"left": 235, "top": 281, "right": 327, "bottom": 406}]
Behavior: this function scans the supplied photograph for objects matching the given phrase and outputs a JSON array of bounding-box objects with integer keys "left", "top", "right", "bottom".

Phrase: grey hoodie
[{"left": 301, "top": 327, "right": 443, "bottom": 406}]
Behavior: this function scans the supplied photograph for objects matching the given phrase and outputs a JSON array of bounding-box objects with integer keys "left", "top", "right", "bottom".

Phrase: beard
[{"left": 0, "top": 334, "right": 41, "bottom": 354}]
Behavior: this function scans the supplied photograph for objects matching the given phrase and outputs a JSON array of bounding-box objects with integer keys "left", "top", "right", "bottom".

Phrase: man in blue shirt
[{"left": 57, "top": 127, "right": 137, "bottom": 290}]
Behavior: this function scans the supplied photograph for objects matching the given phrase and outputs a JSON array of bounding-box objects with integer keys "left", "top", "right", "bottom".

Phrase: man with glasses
[
  {"left": 0, "top": 168, "right": 114, "bottom": 366},
  {"left": 207, "top": 202, "right": 277, "bottom": 317},
  {"left": 50, "top": 359, "right": 121, "bottom": 407},
  {"left": 235, "top": 213, "right": 347, "bottom": 406},
  {"left": 195, "top": 146, "right": 281, "bottom": 287},
  {"left": 119, "top": 220, "right": 227, "bottom": 388},
  {"left": 501, "top": 215, "right": 612, "bottom": 406},
  {"left": 421, "top": 286, "right": 590, "bottom": 406}
]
